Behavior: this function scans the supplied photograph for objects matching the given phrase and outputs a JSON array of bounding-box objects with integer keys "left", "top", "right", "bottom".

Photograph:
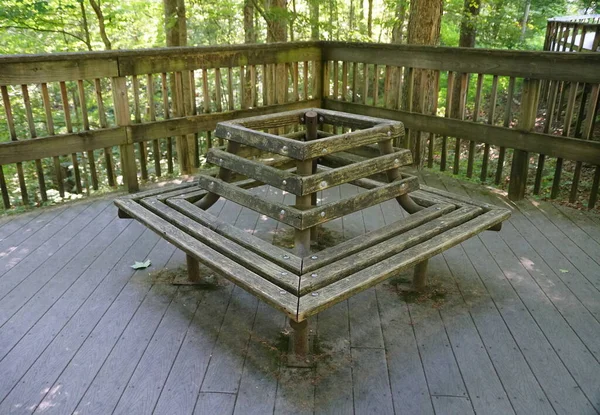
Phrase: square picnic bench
[{"left": 115, "top": 109, "right": 510, "bottom": 364}]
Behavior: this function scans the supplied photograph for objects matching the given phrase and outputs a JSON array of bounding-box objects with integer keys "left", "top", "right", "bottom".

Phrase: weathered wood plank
[
  {"left": 207, "top": 148, "right": 301, "bottom": 195},
  {"left": 322, "top": 42, "right": 600, "bottom": 83},
  {"left": 298, "top": 210, "right": 510, "bottom": 320},
  {"left": 200, "top": 287, "right": 259, "bottom": 394},
  {"left": 300, "top": 206, "right": 482, "bottom": 295},
  {"left": 195, "top": 392, "right": 237, "bottom": 415},
  {"left": 141, "top": 197, "right": 300, "bottom": 293},
  {"left": 302, "top": 203, "right": 454, "bottom": 273},
  {"left": 324, "top": 99, "right": 600, "bottom": 166},
  {"left": 115, "top": 199, "right": 298, "bottom": 318},
  {"left": 29, "top": 238, "right": 176, "bottom": 415},
  {"left": 0, "top": 225, "right": 157, "bottom": 409},
  {"left": 196, "top": 174, "right": 418, "bottom": 230},
  {"left": 152, "top": 250, "right": 234, "bottom": 415},
  {"left": 313, "top": 302, "right": 354, "bottom": 415},
  {"left": 301, "top": 149, "right": 412, "bottom": 195},
  {"left": 166, "top": 198, "right": 302, "bottom": 273},
  {"left": 351, "top": 348, "right": 395, "bottom": 414},
  {"left": 130, "top": 99, "right": 319, "bottom": 143}
]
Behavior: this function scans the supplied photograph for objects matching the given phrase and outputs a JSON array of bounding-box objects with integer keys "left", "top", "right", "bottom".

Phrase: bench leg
[
  {"left": 288, "top": 318, "right": 313, "bottom": 367},
  {"left": 186, "top": 254, "right": 201, "bottom": 283},
  {"left": 413, "top": 260, "right": 428, "bottom": 292}
]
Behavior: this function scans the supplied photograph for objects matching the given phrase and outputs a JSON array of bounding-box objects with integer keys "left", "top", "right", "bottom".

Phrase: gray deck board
[
  {"left": 31, "top": 238, "right": 177, "bottom": 415},
  {"left": 0, "top": 173, "right": 598, "bottom": 414}
]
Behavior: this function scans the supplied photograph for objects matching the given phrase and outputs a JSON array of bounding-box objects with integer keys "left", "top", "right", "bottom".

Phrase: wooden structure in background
[
  {"left": 1, "top": 41, "right": 599, "bottom": 210},
  {"left": 115, "top": 109, "right": 509, "bottom": 361},
  {"left": 544, "top": 14, "right": 600, "bottom": 52}
]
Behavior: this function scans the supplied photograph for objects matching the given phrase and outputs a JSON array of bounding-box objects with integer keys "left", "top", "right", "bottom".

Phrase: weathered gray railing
[
  {"left": 544, "top": 15, "right": 600, "bottom": 52},
  {"left": 0, "top": 43, "right": 322, "bottom": 208},
  {"left": 1, "top": 41, "right": 600, "bottom": 210},
  {"left": 321, "top": 42, "right": 600, "bottom": 208}
]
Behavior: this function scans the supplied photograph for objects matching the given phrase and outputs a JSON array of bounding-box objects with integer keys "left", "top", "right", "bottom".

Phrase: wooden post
[
  {"left": 186, "top": 254, "right": 201, "bottom": 282},
  {"left": 112, "top": 76, "right": 139, "bottom": 193},
  {"left": 508, "top": 78, "right": 539, "bottom": 201},
  {"left": 289, "top": 318, "right": 309, "bottom": 360},
  {"left": 295, "top": 111, "right": 317, "bottom": 257},
  {"left": 305, "top": 111, "right": 319, "bottom": 242},
  {"left": 413, "top": 260, "right": 428, "bottom": 292}
]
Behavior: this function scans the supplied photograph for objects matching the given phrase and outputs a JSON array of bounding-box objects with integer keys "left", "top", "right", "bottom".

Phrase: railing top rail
[
  {"left": 0, "top": 41, "right": 320, "bottom": 64},
  {"left": 322, "top": 41, "right": 600, "bottom": 83},
  {"left": 1, "top": 40, "right": 600, "bottom": 85},
  {"left": 0, "top": 41, "right": 322, "bottom": 85},
  {"left": 548, "top": 14, "right": 600, "bottom": 23}
]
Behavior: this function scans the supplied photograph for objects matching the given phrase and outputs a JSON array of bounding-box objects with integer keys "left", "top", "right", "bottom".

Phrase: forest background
[{"left": 1, "top": 0, "right": 598, "bottom": 55}]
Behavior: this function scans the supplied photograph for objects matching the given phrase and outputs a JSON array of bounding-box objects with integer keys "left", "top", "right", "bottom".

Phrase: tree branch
[
  {"left": 0, "top": 25, "right": 89, "bottom": 46},
  {"left": 88, "top": 0, "right": 112, "bottom": 50}
]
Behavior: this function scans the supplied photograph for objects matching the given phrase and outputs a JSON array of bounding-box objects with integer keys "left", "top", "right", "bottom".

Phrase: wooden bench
[{"left": 115, "top": 109, "right": 510, "bottom": 364}]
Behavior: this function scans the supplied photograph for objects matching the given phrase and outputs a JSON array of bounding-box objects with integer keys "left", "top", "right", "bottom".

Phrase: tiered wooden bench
[{"left": 115, "top": 109, "right": 510, "bottom": 364}]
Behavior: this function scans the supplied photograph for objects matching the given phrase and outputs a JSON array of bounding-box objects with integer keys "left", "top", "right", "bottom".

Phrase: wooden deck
[{"left": 0, "top": 172, "right": 599, "bottom": 415}]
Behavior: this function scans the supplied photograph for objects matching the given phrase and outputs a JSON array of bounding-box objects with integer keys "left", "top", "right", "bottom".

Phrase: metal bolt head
[
  {"left": 282, "top": 180, "right": 287, "bottom": 186},
  {"left": 280, "top": 209, "right": 286, "bottom": 215},
  {"left": 394, "top": 158, "right": 400, "bottom": 165},
  {"left": 282, "top": 254, "right": 290, "bottom": 259},
  {"left": 387, "top": 131, "right": 392, "bottom": 136},
  {"left": 311, "top": 292, "right": 319, "bottom": 297},
  {"left": 322, "top": 148, "right": 327, "bottom": 154},
  {"left": 310, "top": 255, "right": 318, "bottom": 260},
  {"left": 226, "top": 131, "right": 231, "bottom": 139},
  {"left": 280, "top": 290, "right": 286, "bottom": 294},
  {"left": 280, "top": 271, "right": 288, "bottom": 276},
  {"left": 311, "top": 273, "right": 318, "bottom": 278},
  {"left": 300, "top": 117, "right": 305, "bottom": 123},
  {"left": 435, "top": 207, "right": 441, "bottom": 210},
  {"left": 219, "top": 158, "right": 223, "bottom": 164},
  {"left": 282, "top": 146, "right": 288, "bottom": 152},
  {"left": 209, "top": 182, "right": 215, "bottom": 188},
  {"left": 320, "top": 211, "right": 325, "bottom": 217},
  {"left": 320, "top": 180, "right": 327, "bottom": 188},
  {"left": 319, "top": 116, "right": 324, "bottom": 122}
]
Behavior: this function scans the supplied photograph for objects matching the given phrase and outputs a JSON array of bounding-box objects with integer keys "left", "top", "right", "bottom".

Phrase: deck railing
[
  {"left": 544, "top": 14, "right": 600, "bottom": 52},
  {"left": 1, "top": 41, "right": 600, "bottom": 210},
  {"left": 0, "top": 42, "right": 322, "bottom": 208}
]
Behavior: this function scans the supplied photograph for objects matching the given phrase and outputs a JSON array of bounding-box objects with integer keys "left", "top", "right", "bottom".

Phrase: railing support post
[
  {"left": 508, "top": 78, "right": 539, "bottom": 202},
  {"left": 112, "top": 76, "right": 139, "bottom": 193}
]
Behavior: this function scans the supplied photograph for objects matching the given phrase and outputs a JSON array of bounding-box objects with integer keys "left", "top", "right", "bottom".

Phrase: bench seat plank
[
  {"left": 114, "top": 198, "right": 299, "bottom": 319},
  {"left": 299, "top": 206, "right": 483, "bottom": 295},
  {"left": 297, "top": 209, "right": 510, "bottom": 320},
  {"left": 301, "top": 203, "right": 455, "bottom": 273},
  {"left": 196, "top": 174, "right": 419, "bottom": 230},
  {"left": 166, "top": 198, "right": 302, "bottom": 273},
  {"left": 140, "top": 197, "right": 301, "bottom": 293}
]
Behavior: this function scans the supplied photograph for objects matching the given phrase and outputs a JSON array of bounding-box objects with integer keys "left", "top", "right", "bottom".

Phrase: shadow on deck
[{"left": 0, "top": 172, "right": 599, "bottom": 415}]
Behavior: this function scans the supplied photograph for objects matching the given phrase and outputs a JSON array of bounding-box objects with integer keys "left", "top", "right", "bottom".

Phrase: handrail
[{"left": 0, "top": 41, "right": 599, "bottom": 211}]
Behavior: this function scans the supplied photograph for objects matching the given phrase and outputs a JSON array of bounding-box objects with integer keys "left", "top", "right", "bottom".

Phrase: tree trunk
[
  {"left": 367, "top": 0, "right": 373, "bottom": 39},
  {"left": 386, "top": 0, "right": 407, "bottom": 109},
  {"left": 243, "top": 0, "right": 255, "bottom": 109},
  {"left": 520, "top": 0, "right": 531, "bottom": 42},
  {"left": 309, "top": 0, "right": 319, "bottom": 40},
  {"left": 406, "top": 0, "right": 443, "bottom": 166},
  {"left": 451, "top": 0, "right": 480, "bottom": 118},
  {"left": 79, "top": 1, "right": 93, "bottom": 51},
  {"left": 264, "top": 0, "right": 287, "bottom": 106},
  {"left": 163, "top": 0, "right": 187, "bottom": 47},
  {"left": 244, "top": 0, "right": 256, "bottom": 43},
  {"left": 88, "top": 0, "right": 111, "bottom": 50},
  {"left": 163, "top": 0, "right": 194, "bottom": 174},
  {"left": 459, "top": 0, "right": 480, "bottom": 48}
]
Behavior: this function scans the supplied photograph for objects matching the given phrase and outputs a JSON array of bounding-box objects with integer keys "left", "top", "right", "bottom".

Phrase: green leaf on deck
[
  {"left": 559, "top": 269, "right": 569, "bottom": 273},
  {"left": 131, "top": 260, "right": 152, "bottom": 269}
]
